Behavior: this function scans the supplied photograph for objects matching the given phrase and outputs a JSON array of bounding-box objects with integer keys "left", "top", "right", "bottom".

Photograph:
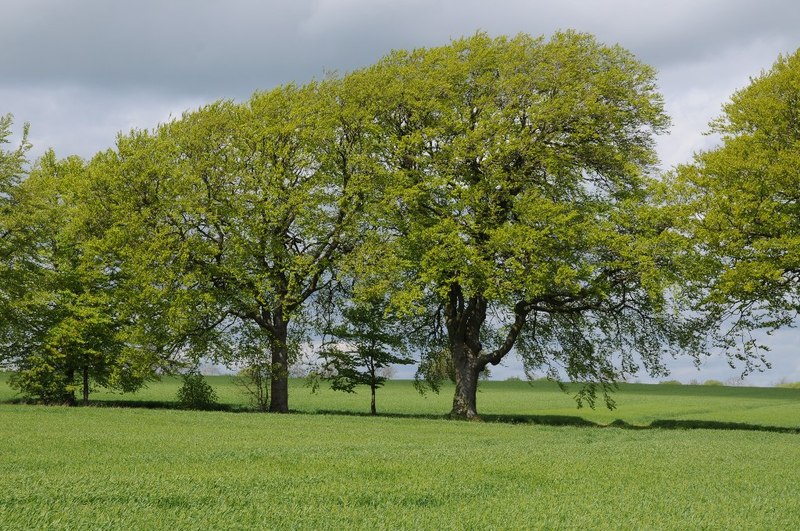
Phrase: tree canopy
[
  {"left": 346, "top": 31, "right": 702, "bottom": 417},
  {"left": 670, "top": 48, "right": 800, "bottom": 369},
  {"left": 101, "top": 81, "right": 376, "bottom": 411},
  {"left": 5, "top": 32, "right": 792, "bottom": 416}
]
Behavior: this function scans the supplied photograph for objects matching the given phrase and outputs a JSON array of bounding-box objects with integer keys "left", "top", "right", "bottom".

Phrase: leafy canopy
[{"left": 671, "top": 47, "right": 800, "bottom": 369}]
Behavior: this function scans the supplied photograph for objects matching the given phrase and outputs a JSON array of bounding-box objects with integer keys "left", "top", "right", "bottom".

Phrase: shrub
[
  {"left": 234, "top": 363, "right": 270, "bottom": 412},
  {"left": 659, "top": 379, "right": 682, "bottom": 385},
  {"left": 177, "top": 371, "right": 218, "bottom": 410},
  {"left": 703, "top": 379, "right": 724, "bottom": 386}
]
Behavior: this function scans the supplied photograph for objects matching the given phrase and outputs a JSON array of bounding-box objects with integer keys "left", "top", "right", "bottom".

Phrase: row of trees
[{"left": 1, "top": 32, "right": 797, "bottom": 418}]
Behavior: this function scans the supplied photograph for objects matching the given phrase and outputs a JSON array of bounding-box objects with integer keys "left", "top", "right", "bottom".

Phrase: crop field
[{"left": 1, "top": 375, "right": 798, "bottom": 529}]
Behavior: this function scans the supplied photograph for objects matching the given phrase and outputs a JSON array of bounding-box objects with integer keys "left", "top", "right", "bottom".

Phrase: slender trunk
[
  {"left": 370, "top": 384, "right": 377, "bottom": 415},
  {"left": 64, "top": 368, "right": 76, "bottom": 406},
  {"left": 450, "top": 338, "right": 481, "bottom": 419},
  {"left": 269, "top": 317, "right": 290, "bottom": 413},
  {"left": 82, "top": 365, "right": 89, "bottom": 406}
]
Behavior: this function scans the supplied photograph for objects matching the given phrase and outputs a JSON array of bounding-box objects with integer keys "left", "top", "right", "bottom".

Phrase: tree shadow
[
  {"left": 647, "top": 418, "right": 799, "bottom": 434},
  {"left": 303, "top": 409, "right": 800, "bottom": 434},
  {"left": 1, "top": 397, "right": 250, "bottom": 412},
  {"left": 483, "top": 413, "right": 799, "bottom": 434},
  {"left": 2, "top": 398, "right": 798, "bottom": 434},
  {"left": 303, "top": 409, "right": 447, "bottom": 421}
]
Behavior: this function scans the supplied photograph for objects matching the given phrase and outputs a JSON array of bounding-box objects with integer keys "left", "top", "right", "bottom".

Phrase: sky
[{"left": 3, "top": 0, "right": 799, "bottom": 384}]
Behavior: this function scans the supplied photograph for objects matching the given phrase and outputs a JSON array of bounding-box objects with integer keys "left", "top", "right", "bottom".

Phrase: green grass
[
  {"left": 0, "top": 373, "right": 798, "bottom": 529},
  {"left": 5, "top": 372, "right": 795, "bottom": 428}
]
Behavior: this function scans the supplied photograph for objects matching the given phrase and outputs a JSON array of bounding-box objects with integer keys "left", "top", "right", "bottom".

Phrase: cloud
[{"left": 4, "top": 1, "right": 797, "bottom": 97}]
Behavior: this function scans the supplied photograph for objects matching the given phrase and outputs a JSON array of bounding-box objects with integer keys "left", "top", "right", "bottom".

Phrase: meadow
[{"left": 1, "top": 374, "right": 798, "bottom": 529}]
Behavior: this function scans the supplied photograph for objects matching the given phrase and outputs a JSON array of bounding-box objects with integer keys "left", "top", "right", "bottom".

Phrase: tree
[
  {"left": 351, "top": 32, "right": 701, "bottom": 418},
  {"left": 3, "top": 151, "right": 157, "bottom": 404},
  {"left": 106, "top": 80, "right": 375, "bottom": 412},
  {"left": 315, "top": 298, "right": 413, "bottom": 415},
  {"left": 670, "top": 48, "right": 800, "bottom": 368}
]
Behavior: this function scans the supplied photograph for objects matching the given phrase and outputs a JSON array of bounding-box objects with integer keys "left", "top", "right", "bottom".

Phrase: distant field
[{"left": 1, "top": 374, "right": 798, "bottom": 529}]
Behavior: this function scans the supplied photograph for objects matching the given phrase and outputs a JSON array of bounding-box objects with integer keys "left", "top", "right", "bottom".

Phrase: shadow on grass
[
  {"left": 1, "top": 397, "right": 251, "bottom": 413},
  {"left": 2, "top": 398, "right": 798, "bottom": 434},
  {"left": 483, "top": 414, "right": 799, "bottom": 434},
  {"left": 304, "top": 409, "right": 800, "bottom": 434}
]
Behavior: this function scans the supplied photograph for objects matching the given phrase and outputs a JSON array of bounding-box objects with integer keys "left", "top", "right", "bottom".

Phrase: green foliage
[
  {"left": 7, "top": 355, "right": 75, "bottom": 404},
  {"left": 658, "top": 379, "right": 683, "bottom": 385},
  {"left": 176, "top": 371, "right": 218, "bottom": 410},
  {"left": 103, "top": 80, "right": 375, "bottom": 412},
  {"left": 704, "top": 379, "right": 724, "bottom": 386},
  {"left": 346, "top": 31, "right": 699, "bottom": 416},
  {"left": 669, "top": 47, "right": 800, "bottom": 368},
  {"left": 315, "top": 299, "right": 414, "bottom": 414},
  {"left": 1, "top": 151, "right": 158, "bottom": 404},
  {"left": 0, "top": 114, "right": 31, "bottom": 365}
]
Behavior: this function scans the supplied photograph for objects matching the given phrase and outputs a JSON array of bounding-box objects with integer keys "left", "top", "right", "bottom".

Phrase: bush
[
  {"left": 177, "top": 371, "right": 218, "bottom": 410},
  {"left": 703, "top": 379, "right": 724, "bottom": 386},
  {"left": 658, "top": 379, "right": 682, "bottom": 385},
  {"left": 234, "top": 363, "right": 270, "bottom": 412}
]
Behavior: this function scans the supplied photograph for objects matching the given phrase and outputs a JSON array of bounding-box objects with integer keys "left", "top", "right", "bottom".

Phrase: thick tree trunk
[
  {"left": 445, "top": 284, "right": 487, "bottom": 419},
  {"left": 269, "top": 317, "right": 290, "bottom": 413},
  {"left": 82, "top": 365, "right": 89, "bottom": 406},
  {"left": 450, "top": 339, "right": 481, "bottom": 419},
  {"left": 370, "top": 384, "right": 377, "bottom": 415}
]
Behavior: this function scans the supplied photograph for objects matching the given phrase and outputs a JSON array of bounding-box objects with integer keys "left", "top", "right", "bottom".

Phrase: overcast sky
[{"left": 3, "top": 0, "right": 799, "bottom": 384}]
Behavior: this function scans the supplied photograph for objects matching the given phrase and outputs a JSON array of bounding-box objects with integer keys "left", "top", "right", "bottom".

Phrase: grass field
[{"left": 1, "top": 374, "right": 798, "bottom": 529}]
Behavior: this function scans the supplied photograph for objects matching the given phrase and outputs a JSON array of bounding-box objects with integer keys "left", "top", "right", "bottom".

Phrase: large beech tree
[
  {"left": 352, "top": 32, "right": 701, "bottom": 418},
  {"left": 670, "top": 48, "right": 800, "bottom": 367},
  {"left": 106, "top": 81, "right": 374, "bottom": 412}
]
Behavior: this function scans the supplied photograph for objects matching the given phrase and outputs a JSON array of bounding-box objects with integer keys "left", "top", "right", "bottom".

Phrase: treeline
[{"left": 1, "top": 32, "right": 798, "bottom": 418}]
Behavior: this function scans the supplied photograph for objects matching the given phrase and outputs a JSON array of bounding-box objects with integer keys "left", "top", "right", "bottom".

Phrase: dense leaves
[
  {"left": 102, "top": 82, "right": 375, "bottom": 411},
  {"left": 4, "top": 32, "right": 792, "bottom": 416},
  {"left": 348, "top": 32, "right": 702, "bottom": 417},
  {"left": 3, "top": 152, "right": 157, "bottom": 403},
  {"left": 670, "top": 48, "right": 800, "bottom": 371}
]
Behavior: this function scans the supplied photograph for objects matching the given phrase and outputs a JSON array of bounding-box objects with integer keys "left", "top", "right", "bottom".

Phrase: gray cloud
[{"left": 4, "top": 1, "right": 798, "bottom": 97}]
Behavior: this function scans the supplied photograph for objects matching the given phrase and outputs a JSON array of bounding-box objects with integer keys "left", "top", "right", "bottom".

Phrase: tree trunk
[
  {"left": 82, "top": 365, "right": 89, "bottom": 406},
  {"left": 370, "top": 384, "right": 377, "bottom": 415},
  {"left": 64, "top": 368, "right": 76, "bottom": 406},
  {"left": 269, "top": 317, "right": 290, "bottom": 413},
  {"left": 450, "top": 339, "right": 481, "bottom": 419},
  {"left": 443, "top": 286, "right": 528, "bottom": 419}
]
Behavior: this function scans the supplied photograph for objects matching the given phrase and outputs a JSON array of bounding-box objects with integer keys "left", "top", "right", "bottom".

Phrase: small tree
[
  {"left": 317, "top": 301, "right": 413, "bottom": 415},
  {"left": 232, "top": 336, "right": 272, "bottom": 412},
  {"left": 3, "top": 151, "right": 158, "bottom": 405}
]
